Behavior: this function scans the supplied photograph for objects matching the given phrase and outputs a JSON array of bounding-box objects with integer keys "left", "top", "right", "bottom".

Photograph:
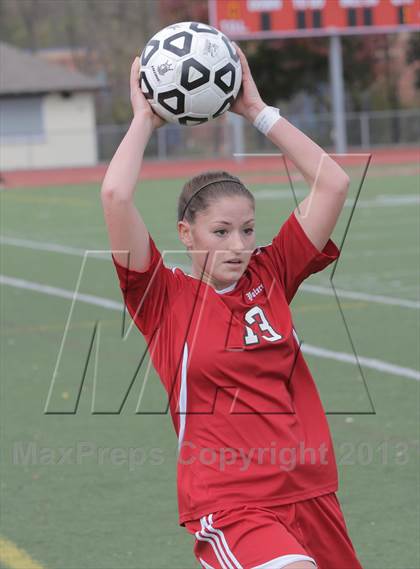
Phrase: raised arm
[
  {"left": 101, "top": 57, "right": 165, "bottom": 270},
  {"left": 230, "top": 44, "right": 350, "bottom": 252},
  {"left": 264, "top": 118, "right": 349, "bottom": 252}
]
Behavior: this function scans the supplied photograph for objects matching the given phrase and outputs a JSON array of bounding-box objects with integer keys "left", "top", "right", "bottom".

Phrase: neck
[{"left": 190, "top": 268, "right": 237, "bottom": 292}]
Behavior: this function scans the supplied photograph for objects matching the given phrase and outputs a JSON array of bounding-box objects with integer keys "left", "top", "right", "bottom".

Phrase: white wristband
[{"left": 253, "top": 106, "right": 281, "bottom": 135}]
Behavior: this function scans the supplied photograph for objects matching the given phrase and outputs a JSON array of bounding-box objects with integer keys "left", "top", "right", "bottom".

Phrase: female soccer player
[{"left": 101, "top": 44, "right": 363, "bottom": 569}]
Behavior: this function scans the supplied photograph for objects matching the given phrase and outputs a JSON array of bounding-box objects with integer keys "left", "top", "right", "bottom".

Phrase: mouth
[{"left": 224, "top": 259, "right": 242, "bottom": 266}]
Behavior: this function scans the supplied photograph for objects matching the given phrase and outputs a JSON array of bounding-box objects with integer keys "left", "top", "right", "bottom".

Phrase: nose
[{"left": 229, "top": 230, "right": 246, "bottom": 253}]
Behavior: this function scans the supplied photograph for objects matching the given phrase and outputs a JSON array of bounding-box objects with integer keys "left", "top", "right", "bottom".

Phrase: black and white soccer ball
[{"left": 139, "top": 21, "right": 242, "bottom": 126}]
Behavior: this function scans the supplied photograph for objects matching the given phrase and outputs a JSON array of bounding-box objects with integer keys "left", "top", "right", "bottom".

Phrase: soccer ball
[{"left": 139, "top": 21, "right": 242, "bottom": 126}]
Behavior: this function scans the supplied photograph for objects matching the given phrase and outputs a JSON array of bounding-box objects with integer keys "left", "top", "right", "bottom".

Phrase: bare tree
[{"left": 0, "top": 0, "right": 159, "bottom": 122}]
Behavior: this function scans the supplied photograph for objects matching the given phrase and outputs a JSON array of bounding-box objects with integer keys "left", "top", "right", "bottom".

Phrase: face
[{"left": 178, "top": 195, "right": 256, "bottom": 290}]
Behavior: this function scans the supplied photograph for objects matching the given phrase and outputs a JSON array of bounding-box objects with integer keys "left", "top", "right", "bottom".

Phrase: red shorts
[{"left": 184, "top": 492, "right": 363, "bottom": 569}]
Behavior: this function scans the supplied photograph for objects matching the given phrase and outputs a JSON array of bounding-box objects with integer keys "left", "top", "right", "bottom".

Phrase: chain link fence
[
  {"left": 1, "top": 109, "right": 418, "bottom": 171},
  {"left": 97, "top": 109, "right": 420, "bottom": 163}
]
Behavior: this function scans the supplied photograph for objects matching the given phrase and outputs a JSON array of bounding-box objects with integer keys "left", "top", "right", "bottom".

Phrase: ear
[{"left": 177, "top": 220, "right": 193, "bottom": 250}]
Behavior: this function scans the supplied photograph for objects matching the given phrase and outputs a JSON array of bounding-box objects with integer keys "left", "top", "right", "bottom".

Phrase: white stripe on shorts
[
  {"left": 196, "top": 523, "right": 230, "bottom": 569},
  {"left": 196, "top": 514, "right": 243, "bottom": 569},
  {"left": 251, "top": 553, "right": 317, "bottom": 569},
  {"left": 200, "top": 558, "right": 217, "bottom": 569},
  {"left": 196, "top": 515, "right": 315, "bottom": 569},
  {"left": 204, "top": 514, "right": 243, "bottom": 569}
]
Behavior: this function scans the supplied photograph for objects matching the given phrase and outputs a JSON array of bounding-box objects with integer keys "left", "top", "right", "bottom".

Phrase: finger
[
  {"left": 232, "top": 42, "right": 250, "bottom": 71},
  {"left": 131, "top": 58, "right": 142, "bottom": 95},
  {"left": 232, "top": 41, "right": 244, "bottom": 57},
  {"left": 232, "top": 41, "right": 240, "bottom": 58}
]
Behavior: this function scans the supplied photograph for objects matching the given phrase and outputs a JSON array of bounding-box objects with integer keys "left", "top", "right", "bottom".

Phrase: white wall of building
[{"left": 0, "top": 92, "right": 97, "bottom": 170}]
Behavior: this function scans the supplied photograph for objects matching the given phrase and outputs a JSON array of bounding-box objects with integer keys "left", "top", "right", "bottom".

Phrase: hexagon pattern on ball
[{"left": 139, "top": 21, "right": 242, "bottom": 126}]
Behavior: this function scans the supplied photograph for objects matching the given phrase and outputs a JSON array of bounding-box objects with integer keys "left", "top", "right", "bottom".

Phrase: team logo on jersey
[{"left": 245, "top": 283, "right": 264, "bottom": 302}]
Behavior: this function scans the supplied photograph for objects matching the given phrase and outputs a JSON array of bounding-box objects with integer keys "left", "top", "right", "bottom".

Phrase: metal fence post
[
  {"left": 157, "top": 127, "right": 167, "bottom": 160},
  {"left": 229, "top": 112, "right": 245, "bottom": 161},
  {"left": 329, "top": 34, "right": 347, "bottom": 154},
  {"left": 360, "top": 112, "right": 370, "bottom": 149}
]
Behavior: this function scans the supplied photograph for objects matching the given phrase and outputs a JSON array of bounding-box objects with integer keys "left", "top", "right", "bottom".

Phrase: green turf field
[{"left": 1, "top": 162, "right": 419, "bottom": 569}]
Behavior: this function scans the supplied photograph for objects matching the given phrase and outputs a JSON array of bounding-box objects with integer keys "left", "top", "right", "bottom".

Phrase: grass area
[{"left": 0, "top": 163, "right": 419, "bottom": 568}]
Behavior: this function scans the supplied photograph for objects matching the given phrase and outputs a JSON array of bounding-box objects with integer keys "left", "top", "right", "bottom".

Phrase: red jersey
[{"left": 112, "top": 211, "right": 340, "bottom": 526}]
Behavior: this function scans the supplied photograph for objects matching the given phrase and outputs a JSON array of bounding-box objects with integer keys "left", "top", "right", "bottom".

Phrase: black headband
[{"left": 181, "top": 178, "right": 244, "bottom": 221}]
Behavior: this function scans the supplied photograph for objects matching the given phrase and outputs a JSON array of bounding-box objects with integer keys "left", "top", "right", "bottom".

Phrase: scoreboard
[{"left": 208, "top": 0, "right": 420, "bottom": 39}]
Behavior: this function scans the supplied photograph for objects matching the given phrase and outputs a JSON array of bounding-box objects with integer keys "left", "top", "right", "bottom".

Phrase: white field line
[
  {"left": 1, "top": 235, "right": 418, "bottom": 311},
  {"left": 0, "top": 235, "right": 108, "bottom": 259},
  {"left": 253, "top": 191, "right": 420, "bottom": 208},
  {"left": 302, "top": 344, "right": 420, "bottom": 382},
  {"left": 300, "top": 284, "right": 420, "bottom": 310},
  {"left": 1, "top": 274, "right": 419, "bottom": 382},
  {"left": 0, "top": 274, "right": 122, "bottom": 311}
]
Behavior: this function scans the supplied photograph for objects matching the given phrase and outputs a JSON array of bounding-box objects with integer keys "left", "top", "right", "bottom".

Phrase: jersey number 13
[{"left": 243, "top": 306, "right": 283, "bottom": 346}]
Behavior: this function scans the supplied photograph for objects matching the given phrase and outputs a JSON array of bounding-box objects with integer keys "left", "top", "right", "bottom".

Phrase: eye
[
  {"left": 214, "top": 229, "right": 227, "bottom": 236},
  {"left": 244, "top": 227, "right": 254, "bottom": 235}
]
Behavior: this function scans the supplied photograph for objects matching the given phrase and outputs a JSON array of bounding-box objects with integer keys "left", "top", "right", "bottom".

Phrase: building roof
[{"left": 0, "top": 42, "right": 104, "bottom": 96}]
